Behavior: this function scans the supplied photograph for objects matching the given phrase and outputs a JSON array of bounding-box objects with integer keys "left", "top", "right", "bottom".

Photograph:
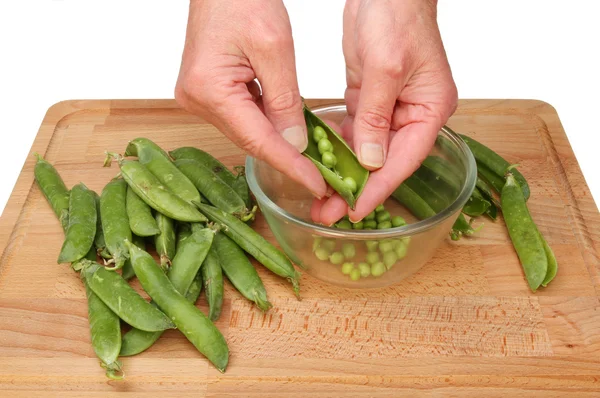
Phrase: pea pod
[
  {"left": 174, "top": 158, "right": 254, "bottom": 221},
  {"left": 214, "top": 232, "right": 272, "bottom": 312},
  {"left": 232, "top": 166, "right": 253, "bottom": 209},
  {"left": 197, "top": 203, "right": 301, "bottom": 297},
  {"left": 501, "top": 172, "right": 547, "bottom": 291},
  {"left": 125, "top": 240, "right": 229, "bottom": 372},
  {"left": 462, "top": 187, "right": 491, "bottom": 217},
  {"left": 100, "top": 178, "right": 132, "bottom": 270},
  {"left": 201, "top": 246, "right": 224, "bottom": 321},
  {"left": 302, "top": 105, "right": 369, "bottom": 209},
  {"left": 58, "top": 183, "right": 97, "bottom": 263},
  {"left": 477, "top": 163, "right": 506, "bottom": 194},
  {"left": 92, "top": 192, "right": 111, "bottom": 259},
  {"left": 120, "top": 227, "right": 213, "bottom": 356},
  {"left": 420, "top": 155, "right": 462, "bottom": 192},
  {"left": 391, "top": 183, "right": 437, "bottom": 220},
  {"left": 126, "top": 185, "right": 160, "bottom": 237},
  {"left": 460, "top": 134, "right": 530, "bottom": 200},
  {"left": 84, "top": 280, "right": 123, "bottom": 380},
  {"left": 109, "top": 156, "right": 207, "bottom": 222},
  {"left": 154, "top": 212, "right": 176, "bottom": 269},
  {"left": 541, "top": 234, "right": 558, "bottom": 287},
  {"left": 121, "top": 234, "right": 146, "bottom": 281},
  {"left": 124, "top": 137, "right": 202, "bottom": 205},
  {"left": 82, "top": 261, "right": 175, "bottom": 331},
  {"left": 185, "top": 269, "right": 203, "bottom": 303},
  {"left": 33, "top": 153, "right": 70, "bottom": 231}
]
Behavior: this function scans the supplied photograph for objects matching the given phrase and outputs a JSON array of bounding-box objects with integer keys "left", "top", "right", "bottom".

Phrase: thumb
[
  {"left": 254, "top": 43, "right": 307, "bottom": 153},
  {"left": 352, "top": 67, "right": 400, "bottom": 170}
]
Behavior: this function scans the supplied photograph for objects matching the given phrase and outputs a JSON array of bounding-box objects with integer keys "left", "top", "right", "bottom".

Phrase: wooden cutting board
[{"left": 0, "top": 99, "right": 599, "bottom": 397}]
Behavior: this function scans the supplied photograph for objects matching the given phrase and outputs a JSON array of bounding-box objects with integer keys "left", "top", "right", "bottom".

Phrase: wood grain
[{"left": 0, "top": 99, "right": 599, "bottom": 396}]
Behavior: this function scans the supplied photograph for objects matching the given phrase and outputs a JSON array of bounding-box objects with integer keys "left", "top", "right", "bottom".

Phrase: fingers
[
  {"left": 349, "top": 120, "right": 441, "bottom": 221},
  {"left": 310, "top": 197, "right": 326, "bottom": 224},
  {"left": 210, "top": 84, "right": 327, "bottom": 199},
  {"left": 318, "top": 194, "right": 349, "bottom": 226},
  {"left": 253, "top": 35, "right": 307, "bottom": 154},
  {"left": 352, "top": 66, "right": 398, "bottom": 170}
]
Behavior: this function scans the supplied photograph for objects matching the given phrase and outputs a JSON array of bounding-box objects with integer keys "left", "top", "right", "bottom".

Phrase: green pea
[
  {"left": 377, "top": 221, "right": 392, "bottom": 229},
  {"left": 318, "top": 138, "right": 333, "bottom": 155},
  {"left": 383, "top": 251, "right": 398, "bottom": 269},
  {"left": 352, "top": 221, "right": 364, "bottom": 230},
  {"left": 343, "top": 177, "right": 358, "bottom": 194},
  {"left": 366, "top": 251, "right": 380, "bottom": 264},
  {"left": 364, "top": 220, "right": 377, "bottom": 229},
  {"left": 342, "top": 243, "right": 356, "bottom": 259},
  {"left": 401, "top": 236, "right": 411, "bottom": 246},
  {"left": 391, "top": 239, "right": 403, "bottom": 249},
  {"left": 376, "top": 210, "right": 391, "bottom": 223},
  {"left": 312, "top": 237, "right": 322, "bottom": 252},
  {"left": 395, "top": 242, "right": 408, "bottom": 259},
  {"left": 321, "top": 239, "right": 336, "bottom": 252},
  {"left": 315, "top": 248, "right": 330, "bottom": 261},
  {"left": 378, "top": 240, "right": 394, "bottom": 253},
  {"left": 336, "top": 219, "right": 353, "bottom": 229},
  {"left": 313, "top": 125, "right": 327, "bottom": 143},
  {"left": 341, "top": 262, "right": 354, "bottom": 275},
  {"left": 363, "top": 227, "right": 374, "bottom": 230},
  {"left": 391, "top": 215, "right": 406, "bottom": 227},
  {"left": 365, "top": 211, "right": 376, "bottom": 221},
  {"left": 375, "top": 204, "right": 385, "bottom": 213},
  {"left": 371, "top": 262, "right": 386, "bottom": 277},
  {"left": 330, "top": 252, "right": 345, "bottom": 265},
  {"left": 358, "top": 262, "right": 371, "bottom": 277},
  {"left": 365, "top": 241, "right": 379, "bottom": 252},
  {"left": 349, "top": 268, "right": 361, "bottom": 281},
  {"left": 321, "top": 152, "right": 337, "bottom": 168}
]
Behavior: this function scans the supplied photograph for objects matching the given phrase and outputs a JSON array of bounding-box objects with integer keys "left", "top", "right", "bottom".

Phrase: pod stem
[
  {"left": 254, "top": 292, "right": 273, "bottom": 312},
  {"left": 504, "top": 163, "right": 521, "bottom": 177},
  {"left": 104, "top": 253, "right": 127, "bottom": 271},
  {"left": 233, "top": 165, "right": 246, "bottom": 177},
  {"left": 236, "top": 205, "right": 258, "bottom": 223},
  {"left": 289, "top": 272, "right": 302, "bottom": 300},
  {"left": 101, "top": 360, "right": 125, "bottom": 380},
  {"left": 103, "top": 151, "right": 122, "bottom": 167}
]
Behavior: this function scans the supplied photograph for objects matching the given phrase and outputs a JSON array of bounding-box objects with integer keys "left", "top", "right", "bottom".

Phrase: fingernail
[
  {"left": 282, "top": 125, "right": 308, "bottom": 152},
  {"left": 310, "top": 190, "right": 322, "bottom": 200},
  {"left": 325, "top": 186, "right": 334, "bottom": 197},
  {"left": 360, "top": 143, "right": 384, "bottom": 168}
]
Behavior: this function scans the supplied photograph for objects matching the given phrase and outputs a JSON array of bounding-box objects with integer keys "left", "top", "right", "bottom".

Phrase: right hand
[{"left": 175, "top": 0, "right": 327, "bottom": 199}]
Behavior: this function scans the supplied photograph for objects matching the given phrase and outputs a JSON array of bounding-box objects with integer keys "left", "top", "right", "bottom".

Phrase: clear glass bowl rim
[{"left": 245, "top": 103, "right": 477, "bottom": 240}]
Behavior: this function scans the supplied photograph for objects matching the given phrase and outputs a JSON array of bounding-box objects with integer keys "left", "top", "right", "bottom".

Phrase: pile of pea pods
[{"left": 34, "top": 138, "right": 301, "bottom": 379}]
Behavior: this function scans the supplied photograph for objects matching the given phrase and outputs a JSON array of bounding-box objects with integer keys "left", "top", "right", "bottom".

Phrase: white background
[{"left": 1, "top": 0, "right": 599, "bottom": 216}]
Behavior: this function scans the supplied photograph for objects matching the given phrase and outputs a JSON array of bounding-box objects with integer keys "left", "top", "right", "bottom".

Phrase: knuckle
[
  {"left": 358, "top": 109, "right": 392, "bottom": 132},
  {"left": 264, "top": 89, "right": 301, "bottom": 114},
  {"left": 176, "top": 68, "right": 212, "bottom": 106}
]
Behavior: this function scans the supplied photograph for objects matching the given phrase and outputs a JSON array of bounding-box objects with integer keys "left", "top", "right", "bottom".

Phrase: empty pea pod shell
[{"left": 302, "top": 105, "right": 369, "bottom": 209}]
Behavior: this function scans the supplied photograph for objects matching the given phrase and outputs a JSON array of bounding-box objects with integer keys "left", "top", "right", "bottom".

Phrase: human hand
[
  {"left": 312, "top": 0, "right": 458, "bottom": 225},
  {"left": 175, "top": 0, "right": 327, "bottom": 199}
]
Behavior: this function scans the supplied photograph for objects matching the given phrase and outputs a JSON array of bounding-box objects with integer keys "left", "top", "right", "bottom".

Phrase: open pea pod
[
  {"left": 462, "top": 187, "right": 491, "bottom": 217},
  {"left": 302, "top": 105, "right": 369, "bottom": 209}
]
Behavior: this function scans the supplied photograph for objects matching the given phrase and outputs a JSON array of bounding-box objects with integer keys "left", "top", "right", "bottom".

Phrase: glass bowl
[{"left": 245, "top": 103, "right": 476, "bottom": 289}]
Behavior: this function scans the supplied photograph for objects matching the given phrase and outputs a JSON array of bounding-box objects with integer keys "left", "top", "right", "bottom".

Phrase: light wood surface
[{"left": 0, "top": 99, "right": 599, "bottom": 396}]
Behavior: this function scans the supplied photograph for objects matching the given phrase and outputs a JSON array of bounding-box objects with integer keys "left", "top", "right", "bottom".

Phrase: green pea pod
[
  {"left": 185, "top": 269, "right": 204, "bottom": 303},
  {"left": 58, "top": 183, "right": 97, "bottom": 263},
  {"left": 33, "top": 153, "right": 70, "bottom": 231},
  {"left": 485, "top": 203, "right": 498, "bottom": 221},
  {"left": 124, "top": 137, "right": 202, "bottom": 205},
  {"left": 100, "top": 178, "right": 132, "bottom": 270},
  {"left": 391, "top": 183, "right": 437, "bottom": 220},
  {"left": 302, "top": 105, "right": 369, "bottom": 209},
  {"left": 84, "top": 280, "right": 124, "bottom": 380},
  {"left": 126, "top": 185, "right": 160, "bottom": 237},
  {"left": 120, "top": 227, "right": 213, "bottom": 357},
  {"left": 420, "top": 156, "right": 462, "bottom": 192},
  {"left": 121, "top": 234, "right": 146, "bottom": 281},
  {"left": 82, "top": 261, "right": 175, "bottom": 331},
  {"left": 174, "top": 158, "right": 254, "bottom": 221},
  {"left": 477, "top": 163, "right": 506, "bottom": 194},
  {"left": 154, "top": 212, "right": 176, "bottom": 269},
  {"left": 460, "top": 134, "right": 530, "bottom": 200},
  {"left": 169, "top": 146, "right": 237, "bottom": 185},
  {"left": 169, "top": 226, "right": 214, "bottom": 295},
  {"left": 125, "top": 240, "right": 229, "bottom": 373},
  {"left": 177, "top": 222, "right": 192, "bottom": 245},
  {"left": 214, "top": 232, "right": 272, "bottom": 312},
  {"left": 462, "top": 188, "right": 491, "bottom": 217},
  {"left": 110, "top": 157, "right": 207, "bottom": 222},
  {"left": 92, "top": 192, "right": 111, "bottom": 259},
  {"left": 501, "top": 172, "right": 547, "bottom": 291},
  {"left": 476, "top": 177, "right": 501, "bottom": 208},
  {"left": 202, "top": 246, "right": 224, "bottom": 321},
  {"left": 197, "top": 203, "right": 301, "bottom": 298},
  {"left": 540, "top": 233, "right": 558, "bottom": 287},
  {"left": 450, "top": 213, "right": 477, "bottom": 240},
  {"left": 232, "top": 166, "right": 253, "bottom": 209}
]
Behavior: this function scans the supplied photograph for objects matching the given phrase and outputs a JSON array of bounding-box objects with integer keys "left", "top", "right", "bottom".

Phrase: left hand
[{"left": 312, "top": 0, "right": 458, "bottom": 225}]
